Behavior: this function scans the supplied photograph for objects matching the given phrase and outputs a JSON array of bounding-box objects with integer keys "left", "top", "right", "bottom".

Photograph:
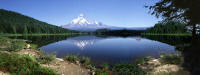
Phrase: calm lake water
[{"left": 9, "top": 35, "right": 191, "bottom": 65}]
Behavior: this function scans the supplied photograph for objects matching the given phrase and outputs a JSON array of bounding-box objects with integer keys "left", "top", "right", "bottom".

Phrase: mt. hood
[
  {"left": 61, "top": 14, "right": 109, "bottom": 31},
  {"left": 61, "top": 14, "right": 148, "bottom": 31}
]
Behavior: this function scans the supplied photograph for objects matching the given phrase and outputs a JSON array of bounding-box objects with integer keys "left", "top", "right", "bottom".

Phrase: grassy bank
[{"left": 142, "top": 33, "right": 192, "bottom": 36}]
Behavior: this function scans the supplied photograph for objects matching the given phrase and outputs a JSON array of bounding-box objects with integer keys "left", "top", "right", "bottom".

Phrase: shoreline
[{"left": 142, "top": 33, "right": 192, "bottom": 36}]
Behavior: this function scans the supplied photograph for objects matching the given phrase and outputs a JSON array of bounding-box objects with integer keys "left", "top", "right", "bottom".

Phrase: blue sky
[{"left": 0, "top": 0, "right": 161, "bottom": 27}]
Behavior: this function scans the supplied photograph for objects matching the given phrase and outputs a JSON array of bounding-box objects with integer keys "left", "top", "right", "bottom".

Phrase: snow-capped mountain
[
  {"left": 61, "top": 14, "right": 108, "bottom": 31},
  {"left": 61, "top": 14, "right": 148, "bottom": 31}
]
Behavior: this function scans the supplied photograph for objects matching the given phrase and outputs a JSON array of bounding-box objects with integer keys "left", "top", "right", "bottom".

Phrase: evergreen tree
[{"left": 147, "top": 0, "right": 200, "bottom": 37}]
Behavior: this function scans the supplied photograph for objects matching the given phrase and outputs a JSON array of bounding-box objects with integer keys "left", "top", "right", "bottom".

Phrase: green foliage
[
  {"left": 136, "top": 56, "right": 152, "bottom": 65},
  {"left": 0, "top": 9, "right": 74, "bottom": 34},
  {"left": 147, "top": 0, "right": 200, "bottom": 36},
  {"left": 36, "top": 52, "right": 56, "bottom": 64},
  {"left": 102, "top": 63, "right": 109, "bottom": 71},
  {"left": 160, "top": 53, "right": 181, "bottom": 64},
  {"left": 7, "top": 39, "right": 26, "bottom": 51},
  {"left": 145, "top": 21, "right": 187, "bottom": 34},
  {"left": 80, "top": 56, "right": 91, "bottom": 66},
  {"left": 112, "top": 64, "right": 145, "bottom": 75},
  {"left": 145, "top": 56, "right": 152, "bottom": 60},
  {"left": 0, "top": 37, "right": 11, "bottom": 50},
  {"left": 30, "top": 44, "right": 38, "bottom": 50},
  {"left": 87, "top": 64, "right": 96, "bottom": 71},
  {"left": 136, "top": 58, "right": 146, "bottom": 65},
  {"left": 95, "top": 69, "right": 110, "bottom": 75},
  {"left": 0, "top": 37, "right": 26, "bottom": 51},
  {"left": 0, "top": 53, "right": 58, "bottom": 75},
  {"left": 64, "top": 55, "right": 79, "bottom": 63}
]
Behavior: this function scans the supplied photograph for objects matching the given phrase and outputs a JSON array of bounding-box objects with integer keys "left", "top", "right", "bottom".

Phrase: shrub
[
  {"left": 0, "top": 37, "right": 10, "bottom": 45},
  {"left": 80, "top": 56, "right": 91, "bottom": 66},
  {"left": 87, "top": 64, "right": 96, "bottom": 71},
  {"left": 30, "top": 44, "right": 38, "bottom": 50},
  {"left": 7, "top": 39, "right": 26, "bottom": 52},
  {"left": 112, "top": 64, "right": 145, "bottom": 75},
  {"left": 102, "top": 63, "right": 109, "bottom": 71},
  {"left": 136, "top": 58, "right": 146, "bottom": 65},
  {"left": 0, "top": 53, "right": 58, "bottom": 75},
  {"left": 145, "top": 56, "right": 152, "bottom": 61},
  {"left": 160, "top": 53, "right": 181, "bottom": 64},
  {"left": 95, "top": 69, "right": 109, "bottom": 75},
  {"left": 36, "top": 52, "right": 56, "bottom": 64},
  {"left": 0, "top": 37, "right": 11, "bottom": 50},
  {"left": 136, "top": 56, "right": 152, "bottom": 65},
  {"left": 64, "top": 55, "right": 79, "bottom": 63}
]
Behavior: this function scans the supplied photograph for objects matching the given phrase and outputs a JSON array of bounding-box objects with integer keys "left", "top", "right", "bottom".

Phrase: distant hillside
[
  {"left": 0, "top": 9, "right": 73, "bottom": 34},
  {"left": 145, "top": 21, "right": 187, "bottom": 34}
]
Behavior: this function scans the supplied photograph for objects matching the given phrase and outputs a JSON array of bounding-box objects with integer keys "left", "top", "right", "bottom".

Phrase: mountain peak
[
  {"left": 70, "top": 13, "right": 99, "bottom": 25},
  {"left": 79, "top": 13, "right": 85, "bottom": 18},
  {"left": 62, "top": 14, "right": 109, "bottom": 31}
]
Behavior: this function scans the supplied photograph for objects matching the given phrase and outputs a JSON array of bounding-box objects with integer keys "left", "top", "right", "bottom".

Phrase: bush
[
  {"left": 36, "top": 52, "right": 56, "bottom": 64},
  {"left": 7, "top": 39, "right": 26, "bottom": 51},
  {"left": 136, "top": 56, "right": 152, "bottom": 65},
  {"left": 30, "top": 44, "right": 38, "bottom": 50},
  {"left": 102, "top": 63, "right": 109, "bottom": 71},
  {"left": 112, "top": 64, "right": 145, "bottom": 75},
  {"left": 0, "top": 37, "right": 10, "bottom": 46},
  {"left": 0, "top": 37, "right": 11, "bottom": 51},
  {"left": 136, "top": 58, "right": 146, "bottom": 65},
  {"left": 88, "top": 64, "right": 96, "bottom": 71},
  {"left": 64, "top": 55, "right": 79, "bottom": 63},
  {"left": 95, "top": 69, "right": 110, "bottom": 75},
  {"left": 160, "top": 53, "right": 181, "bottom": 64},
  {"left": 80, "top": 57, "right": 91, "bottom": 66},
  {"left": 0, "top": 53, "right": 58, "bottom": 75}
]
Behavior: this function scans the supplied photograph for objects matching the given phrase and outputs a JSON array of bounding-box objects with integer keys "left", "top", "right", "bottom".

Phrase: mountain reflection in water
[
  {"left": 67, "top": 36, "right": 102, "bottom": 49},
  {"left": 40, "top": 35, "right": 177, "bottom": 65}
]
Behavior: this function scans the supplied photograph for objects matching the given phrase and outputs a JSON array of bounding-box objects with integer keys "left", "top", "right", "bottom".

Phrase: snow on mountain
[
  {"left": 61, "top": 14, "right": 148, "bottom": 31},
  {"left": 61, "top": 14, "right": 107, "bottom": 31}
]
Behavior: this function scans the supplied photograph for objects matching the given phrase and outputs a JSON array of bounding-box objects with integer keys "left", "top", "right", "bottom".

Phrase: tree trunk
[{"left": 192, "top": 24, "right": 197, "bottom": 39}]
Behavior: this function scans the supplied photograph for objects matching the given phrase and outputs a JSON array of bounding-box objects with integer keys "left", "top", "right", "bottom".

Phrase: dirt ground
[
  {"left": 139, "top": 58, "right": 190, "bottom": 75},
  {"left": 42, "top": 58, "right": 90, "bottom": 75}
]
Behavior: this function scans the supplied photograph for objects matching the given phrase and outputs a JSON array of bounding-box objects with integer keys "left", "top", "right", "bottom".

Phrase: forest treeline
[
  {"left": 95, "top": 29, "right": 143, "bottom": 36},
  {"left": 145, "top": 21, "right": 187, "bottom": 34},
  {"left": 0, "top": 9, "right": 75, "bottom": 34}
]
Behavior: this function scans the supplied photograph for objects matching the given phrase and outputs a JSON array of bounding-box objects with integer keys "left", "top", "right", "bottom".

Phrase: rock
[
  {"left": 92, "top": 72, "right": 95, "bottom": 75},
  {"left": 147, "top": 58, "right": 161, "bottom": 66},
  {"left": 76, "top": 61, "right": 80, "bottom": 64},
  {"left": 0, "top": 71, "right": 10, "bottom": 75},
  {"left": 152, "top": 64, "right": 181, "bottom": 74},
  {"left": 56, "top": 58, "right": 64, "bottom": 62}
]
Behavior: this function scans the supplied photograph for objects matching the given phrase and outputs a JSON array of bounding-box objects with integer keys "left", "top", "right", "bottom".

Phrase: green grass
[
  {"left": 136, "top": 56, "right": 152, "bottom": 65},
  {"left": 30, "top": 44, "right": 38, "bottom": 50},
  {"left": 142, "top": 33, "right": 192, "bottom": 36},
  {"left": 64, "top": 55, "right": 79, "bottom": 63},
  {"left": 0, "top": 53, "right": 58, "bottom": 75},
  {"left": 80, "top": 56, "right": 91, "bottom": 66},
  {"left": 101, "top": 63, "right": 109, "bottom": 71},
  {"left": 0, "top": 37, "right": 27, "bottom": 51},
  {"left": 8, "top": 39, "right": 26, "bottom": 52},
  {"left": 36, "top": 52, "right": 56, "bottom": 64},
  {"left": 112, "top": 64, "right": 145, "bottom": 75},
  {"left": 160, "top": 53, "right": 181, "bottom": 64}
]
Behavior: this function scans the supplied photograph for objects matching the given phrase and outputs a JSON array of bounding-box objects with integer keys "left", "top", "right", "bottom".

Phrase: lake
[{"left": 10, "top": 35, "right": 191, "bottom": 65}]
